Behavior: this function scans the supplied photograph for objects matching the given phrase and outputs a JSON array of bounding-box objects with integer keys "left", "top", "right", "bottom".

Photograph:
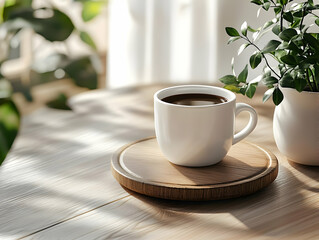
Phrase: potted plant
[{"left": 219, "top": 0, "right": 319, "bottom": 165}]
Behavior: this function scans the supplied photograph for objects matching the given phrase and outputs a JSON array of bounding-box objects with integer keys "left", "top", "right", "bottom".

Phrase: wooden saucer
[{"left": 111, "top": 137, "right": 278, "bottom": 201}]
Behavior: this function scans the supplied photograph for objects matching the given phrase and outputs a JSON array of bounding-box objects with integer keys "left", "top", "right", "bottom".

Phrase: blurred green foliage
[
  {"left": 46, "top": 93, "right": 71, "bottom": 110},
  {"left": 0, "top": 0, "right": 107, "bottom": 165},
  {"left": 0, "top": 93, "right": 20, "bottom": 165}
]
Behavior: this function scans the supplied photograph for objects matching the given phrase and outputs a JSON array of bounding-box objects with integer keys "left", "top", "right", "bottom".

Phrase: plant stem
[
  {"left": 244, "top": 37, "right": 281, "bottom": 79},
  {"left": 306, "top": 70, "right": 315, "bottom": 91},
  {"left": 300, "top": 4, "right": 306, "bottom": 32},
  {"left": 269, "top": 0, "right": 277, "bottom": 8},
  {"left": 309, "top": 69, "right": 318, "bottom": 91}
]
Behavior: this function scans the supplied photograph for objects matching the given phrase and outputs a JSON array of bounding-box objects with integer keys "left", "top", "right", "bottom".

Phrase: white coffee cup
[{"left": 154, "top": 85, "right": 258, "bottom": 167}]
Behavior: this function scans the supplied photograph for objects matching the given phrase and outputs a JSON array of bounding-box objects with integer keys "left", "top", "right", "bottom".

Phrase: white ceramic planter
[{"left": 273, "top": 87, "right": 319, "bottom": 165}]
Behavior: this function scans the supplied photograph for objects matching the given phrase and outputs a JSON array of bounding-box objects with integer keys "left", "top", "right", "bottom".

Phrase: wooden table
[{"left": 1, "top": 84, "right": 319, "bottom": 239}]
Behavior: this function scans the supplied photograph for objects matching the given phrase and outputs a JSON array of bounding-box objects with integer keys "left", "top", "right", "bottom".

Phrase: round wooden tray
[{"left": 111, "top": 137, "right": 278, "bottom": 201}]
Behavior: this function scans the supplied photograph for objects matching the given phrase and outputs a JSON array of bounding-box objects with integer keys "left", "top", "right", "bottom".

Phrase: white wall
[
  {"left": 108, "top": 0, "right": 274, "bottom": 88},
  {"left": 216, "top": 0, "right": 273, "bottom": 80}
]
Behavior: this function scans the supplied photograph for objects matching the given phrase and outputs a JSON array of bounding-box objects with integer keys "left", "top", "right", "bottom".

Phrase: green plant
[
  {"left": 0, "top": 0, "right": 106, "bottom": 98},
  {"left": 0, "top": 80, "right": 19, "bottom": 165},
  {"left": 0, "top": 0, "right": 106, "bottom": 165},
  {"left": 219, "top": 0, "right": 319, "bottom": 105}
]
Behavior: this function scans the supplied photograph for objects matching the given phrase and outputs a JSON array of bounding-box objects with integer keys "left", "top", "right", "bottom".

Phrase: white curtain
[{"left": 108, "top": 0, "right": 272, "bottom": 88}]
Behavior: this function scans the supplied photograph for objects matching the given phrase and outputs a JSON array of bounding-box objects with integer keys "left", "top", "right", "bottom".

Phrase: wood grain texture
[
  {"left": 112, "top": 137, "right": 278, "bottom": 201},
  {"left": 0, "top": 85, "right": 165, "bottom": 239},
  {"left": 1, "top": 84, "right": 319, "bottom": 239}
]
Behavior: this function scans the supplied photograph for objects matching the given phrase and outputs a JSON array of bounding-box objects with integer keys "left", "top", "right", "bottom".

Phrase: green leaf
[
  {"left": 219, "top": 75, "right": 238, "bottom": 85},
  {"left": 4, "top": 0, "right": 17, "bottom": 7},
  {"left": 82, "top": 1, "right": 105, "bottom": 22},
  {"left": 283, "top": 12, "right": 294, "bottom": 23},
  {"left": 280, "top": 74, "right": 295, "bottom": 88},
  {"left": 304, "top": 33, "right": 319, "bottom": 51},
  {"left": 238, "top": 43, "right": 249, "bottom": 55},
  {"left": 304, "top": 55, "right": 318, "bottom": 64},
  {"left": 37, "top": 9, "right": 74, "bottom": 41},
  {"left": 240, "top": 85, "right": 248, "bottom": 95},
  {"left": 277, "top": 42, "right": 289, "bottom": 50},
  {"left": 227, "top": 36, "right": 241, "bottom": 44},
  {"left": 311, "top": 33, "right": 319, "bottom": 39},
  {"left": 272, "top": 87, "right": 284, "bottom": 105},
  {"left": 315, "top": 19, "right": 319, "bottom": 27},
  {"left": 263, "top": 88, "right": 275, "bottom": 102},
  {"left": 247, "top": 26, "right": 258, "bottom": 32},
  {"left": 231, "top": 57, "right": 236, "bottom": 75},
  {"left": 263, "top": 66, "right": 272, "bottom": 77},
  {"left": 238, "top": 65, "right": 249, "bottom": 83},
  {"left": 308, "top": 0, "right": 314, "bottom": 6},
  {"left": 257, "top": 7, "right": 262, "bottom": 18},
  {"left": 0, "top": 99, "right": 20, "bottom": 165},
  {"left": 307, "top": 5, "right": 319, "bottom": 10},
  {"left": 279, "top": 28, "right": 297, "bottom": 41},
  {"left": 299, "top": 62, "right": 311, "bottom": 70},
  {"left": 278, "top": 64, "right": 286, "bottom": 74},
  {"left": 224, "top": 85, "right": 240, "bottom": 93},
  {"left": 274, "top": 49, "right": 286, "bottom": 62},
  {"left": 251, "top": 0, "right": 263, "bottom": 5},
  {"left": 262, "top": 40, "right": 281, "bottom": 53},
  {"left": 262, "top": 76, "right": 278, "bottom": 87},
  {"left": 293, "top": 10, "right": 303, "bottom": 17},
  {"left": 280, "top": 0, "right": 288, "bottom": 5},
  {"left": 274, "top": 7, "right": 282, "bottom": 15},
  {"left": 263, "top": 2, "right": 271, "bottom": 10},
  {"left": 245, "top": 83, "right": 257, "bottom": 98},
  {"left": 263, "top": 20, "right": 274, "bottom": 29},
  {"left": 6, "top": 8, "right": 75, "bottom": 41},
  {"left": 80, "top": 31, "right": 97, "bottom": 50},
  {"left": 272, "top": 25, "right": 281, "bottom": 35},
  {"left": 64, "top": 56, "right": 98, "bottom": 89},
  {"left": 250, "top": 53, "right": 262, "bottom": 69},
  {"left": 291, "top": 18, "right": 301, "bottom": 28},
  {"left": 288, "top": 41, "right": 303, "bottom": 54},
  {"left": 306, "top": 5, "right": 319, "bottom": 11},
  {"left": 2, "top": 1, "right": 33, "bottom": 21},
  {"left": 46, "top": 93, "right": 72, "bottom": 110},
  {"left": 281, "top": 55, "right": 297, "bottom": 66},
  {"left": 289, "top": 69, "right": 298, "bottom": 79},
  {"left": 294, "top": 77, "right": 307, "bottom": 92},
  {"left": 226, "top": 27, "right": 240, "bottom": 37},
  {"left": 241, "top": 21, "right": 248, "bottom": 36}
]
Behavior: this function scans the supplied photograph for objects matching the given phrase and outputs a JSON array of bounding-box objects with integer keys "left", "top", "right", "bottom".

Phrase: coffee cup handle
[{"left": 233, "top": 103, "right": 258, "bottom": 145}]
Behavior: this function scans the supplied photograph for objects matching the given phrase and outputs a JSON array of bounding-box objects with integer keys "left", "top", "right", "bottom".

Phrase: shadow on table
[
  {"left": 121, "top": 163, "right": 319, "bottom": 237},
  {"left": 288, "top": 160, "right": 319, "bottom": 192}
]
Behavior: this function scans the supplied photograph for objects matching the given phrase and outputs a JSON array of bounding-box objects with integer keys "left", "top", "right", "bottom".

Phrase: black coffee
[{"left": 162, "top": 93, "right": 227, "bottom": 106}]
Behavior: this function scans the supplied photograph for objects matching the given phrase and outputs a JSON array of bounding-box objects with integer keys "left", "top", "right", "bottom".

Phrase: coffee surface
[{"left": 162, "top": 93, "right": 227, "bottom": 106}]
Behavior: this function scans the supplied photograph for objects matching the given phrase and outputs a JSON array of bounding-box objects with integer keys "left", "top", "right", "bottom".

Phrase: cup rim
[{"left": 154, "top": 85, "right": 236, "bottom": 108}]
